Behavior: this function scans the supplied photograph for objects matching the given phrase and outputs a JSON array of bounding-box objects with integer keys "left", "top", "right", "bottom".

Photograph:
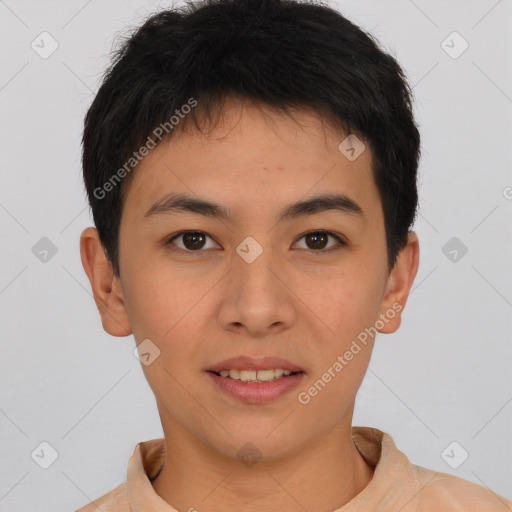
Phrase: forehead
[{"left": 121, "top": 99, "right": 379, "bottom": 223}]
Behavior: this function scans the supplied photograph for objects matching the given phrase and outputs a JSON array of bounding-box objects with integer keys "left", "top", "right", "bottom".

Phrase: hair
[{"left": 82, "top": 0, "right": 420, "bottom": 277}]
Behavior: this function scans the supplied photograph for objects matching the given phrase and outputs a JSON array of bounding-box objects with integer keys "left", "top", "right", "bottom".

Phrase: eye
[
  {"left": 294, "top": 231, "right": 347, "bottom": 252},
  {"left": 165, "top": 230, "right": 346, "bottom": 253},
  {"left": 165, "top": 231, "right": 220, "bottom": 252}
]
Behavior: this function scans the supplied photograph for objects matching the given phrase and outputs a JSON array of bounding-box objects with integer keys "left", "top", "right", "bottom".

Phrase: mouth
[
  {"left": 206, "top": 355, "right": 305, "bottom": 379},
  {"left": 208, "top": 368, "right": 304, "bottom": 382},
  {"left": 205, "top": 356, "right": 306, "bottom": 403}
]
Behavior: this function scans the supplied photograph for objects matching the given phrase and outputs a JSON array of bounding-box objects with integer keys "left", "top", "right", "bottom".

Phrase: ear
[
  {"left": 377, "top": 231, "right": 420, "bottom": 334},
  {"left": 80, "top": 227, "right": 132, "bottom": 337}
]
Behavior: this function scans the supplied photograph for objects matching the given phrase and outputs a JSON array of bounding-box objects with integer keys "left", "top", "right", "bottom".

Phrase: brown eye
[
  {"left": 295, "top": 231, "right": 346, "bottom": 252},
  {"left": 166, "top": 231, "right": 218, "bottom": 252},
  {"left": 165, "top": 230, "right": 346, "bottom": 254},
  {"left": 305, "top": 232, "right": 328, "bottom": 250},
  {"left": 182, "top": 232, "right": 206, "bottom": 250}
]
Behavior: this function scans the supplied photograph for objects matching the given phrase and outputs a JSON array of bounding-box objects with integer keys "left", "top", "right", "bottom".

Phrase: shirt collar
[{"left": 126, "top": 437, "right": 176, "bottom": 511}]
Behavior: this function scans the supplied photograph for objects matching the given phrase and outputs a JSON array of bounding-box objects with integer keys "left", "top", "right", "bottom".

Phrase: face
[{"left": 81, "top": 98, "right": 418, "bottom": 462}]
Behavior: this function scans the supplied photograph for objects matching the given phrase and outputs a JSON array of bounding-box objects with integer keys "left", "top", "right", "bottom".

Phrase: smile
[{"left": 213, "top": 368, "right": 300, "bottom": 382}]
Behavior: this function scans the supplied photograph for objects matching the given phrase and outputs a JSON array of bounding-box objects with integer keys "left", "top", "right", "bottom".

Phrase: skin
[{"left": 80, "top": 97, "right": 419, "bottom": 512}]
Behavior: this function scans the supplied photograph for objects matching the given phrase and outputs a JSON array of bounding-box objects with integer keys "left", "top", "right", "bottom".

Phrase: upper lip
[{"left": 207, "top": 356, "right": 305, "bottom": 373}]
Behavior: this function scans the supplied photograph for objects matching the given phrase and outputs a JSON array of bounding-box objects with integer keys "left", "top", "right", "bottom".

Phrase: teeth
[
  {"left": 217, "top": 368, "right": 297, "bottom": 382},
  {"left": 255, "top": 369, "right": 274, "bottom": 381},
  {"left": 240, "top": 370, "right": 257, "bottom": 382}
]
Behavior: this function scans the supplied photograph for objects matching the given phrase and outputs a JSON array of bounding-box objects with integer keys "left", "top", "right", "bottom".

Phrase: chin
[{"left": 208, "top": 428, "right": 303, "bottom": 463}]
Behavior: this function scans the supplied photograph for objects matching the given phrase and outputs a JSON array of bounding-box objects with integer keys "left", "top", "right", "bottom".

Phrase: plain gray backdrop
[{"left": 1, "top": 0, "right": 511, "bottom": 510}]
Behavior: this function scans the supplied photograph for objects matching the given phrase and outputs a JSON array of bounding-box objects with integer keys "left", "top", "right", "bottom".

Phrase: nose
[{"left": 216, "top": 243, "right": 297, "bottom": 338}]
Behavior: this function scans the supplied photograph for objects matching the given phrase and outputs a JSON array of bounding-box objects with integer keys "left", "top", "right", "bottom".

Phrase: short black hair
[{"left": 82, "top": 0, "right": 420, "bottom": 277}]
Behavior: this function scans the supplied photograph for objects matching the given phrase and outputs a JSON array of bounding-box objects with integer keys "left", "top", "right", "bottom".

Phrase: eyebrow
[{"left": 144, "top": 192, "right": 364, "bottom": 223}]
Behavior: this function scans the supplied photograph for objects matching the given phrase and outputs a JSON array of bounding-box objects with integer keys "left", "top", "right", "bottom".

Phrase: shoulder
[
  {"left": 74, "top": 483, "right": 130, "bottom": 512},
  {"left": 352, "top": 427, "right": 511, "bottom": 511},
  {"left": 411, "top": 464, "right": 512, "bottom": 511}
]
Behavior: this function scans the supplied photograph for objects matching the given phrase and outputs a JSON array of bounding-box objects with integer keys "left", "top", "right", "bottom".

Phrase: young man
[{"left": 77, "top": 0, "right": 511, "bottom": 510}]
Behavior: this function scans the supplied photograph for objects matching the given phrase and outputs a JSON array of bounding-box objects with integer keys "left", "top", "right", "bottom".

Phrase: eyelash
[{"left": 164, "top": 230, "right": 347, "bottom": 254}]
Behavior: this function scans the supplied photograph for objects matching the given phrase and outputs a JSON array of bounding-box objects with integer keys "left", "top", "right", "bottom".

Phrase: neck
[{"left": 151, "top": 421, "right": 374, "bottom": 512}]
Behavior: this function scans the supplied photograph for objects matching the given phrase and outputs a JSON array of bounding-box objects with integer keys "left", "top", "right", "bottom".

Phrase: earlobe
[
  {"left": 377, "top": 231, "right": 420, "bottom": 334},
  {"left": 80, "top": 227, "right": 132, "bottom": 337}
]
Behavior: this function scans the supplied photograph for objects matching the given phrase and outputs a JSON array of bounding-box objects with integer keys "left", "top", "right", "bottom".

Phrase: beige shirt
[{"left": 75, "top": 427, "right": 512, "bottom": 511}]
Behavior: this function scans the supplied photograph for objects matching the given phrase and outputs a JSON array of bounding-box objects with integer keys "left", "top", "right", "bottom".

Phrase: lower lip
[{"left": 207, "top": 371, "right": 305, "bottom": 404}]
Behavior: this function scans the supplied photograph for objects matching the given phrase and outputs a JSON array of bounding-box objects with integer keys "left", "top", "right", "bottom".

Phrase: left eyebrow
[{"left": 144, "top": 192, "right": 364, "bottom": 223}]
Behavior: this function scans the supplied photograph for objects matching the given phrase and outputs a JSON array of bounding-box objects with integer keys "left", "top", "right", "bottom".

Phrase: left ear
[{"left": 377, "top": 231, "right": 420, "bottom": 334}]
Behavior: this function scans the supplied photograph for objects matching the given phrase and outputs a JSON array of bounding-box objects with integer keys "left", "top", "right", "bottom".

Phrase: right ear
[{"left": 80, "top": 227, "right": 132, "bottom": 337}]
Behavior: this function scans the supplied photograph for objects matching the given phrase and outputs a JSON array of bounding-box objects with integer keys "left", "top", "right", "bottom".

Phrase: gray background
[{"left": 1, "top": 0, "right": 511, "bottom": 510}]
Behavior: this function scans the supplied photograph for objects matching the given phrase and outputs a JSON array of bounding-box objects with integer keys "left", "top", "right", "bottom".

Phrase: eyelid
[{"left": 165, "top": 230, "right": 348, "bottom": 253}]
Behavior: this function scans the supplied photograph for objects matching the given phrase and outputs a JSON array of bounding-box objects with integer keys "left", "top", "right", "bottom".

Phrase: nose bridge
[
  {"left": 217, "top": 233, "right": 295, "bottom": 334},
  {"left": 233, "top": 233, "right": 281, "bottom": 296}
]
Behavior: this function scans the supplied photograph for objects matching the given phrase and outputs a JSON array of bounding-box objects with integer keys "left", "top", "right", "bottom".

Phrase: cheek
[
  {"left": 296, "top": 332, "right": 374, "bottom": 431},
  {"left": 122, "top": 256, "right": 197, "bottom": 340},
  {"left": 303, "top": 269, "right": 382, "bottom": 339},
  {"left": 122, "top": 278, "right": 164, "bottom": 342},
  {"left": 304, "top": 268, "right": 383, "bottom": 408},
  {"left": 123, "top": 264, "right": 208, "bottom": 379}
]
